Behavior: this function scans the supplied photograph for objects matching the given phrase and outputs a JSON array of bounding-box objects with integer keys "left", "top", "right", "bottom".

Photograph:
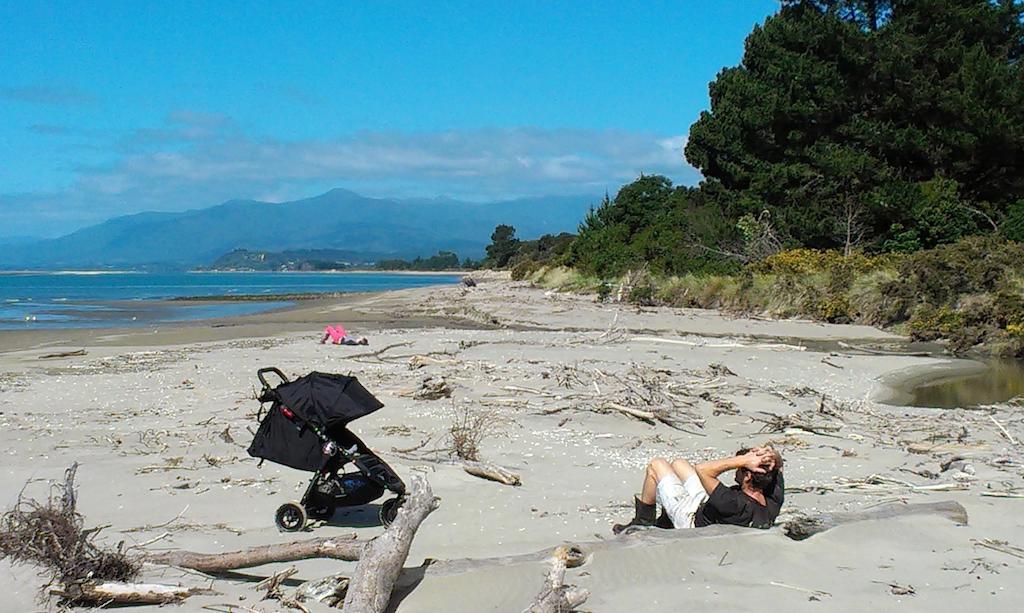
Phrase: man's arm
[{"left": 694, "top": 450, "right": 769, "bottom": 495}]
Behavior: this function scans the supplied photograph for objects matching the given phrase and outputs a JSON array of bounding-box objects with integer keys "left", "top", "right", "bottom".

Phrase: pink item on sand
[{"left": 324, "top": 324, "right": 347, "bottom": 343}]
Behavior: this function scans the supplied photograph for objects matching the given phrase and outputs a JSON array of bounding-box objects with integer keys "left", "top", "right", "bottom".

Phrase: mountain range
[{"left": 0, "top": 189, "right": 597, "bottom": 269}]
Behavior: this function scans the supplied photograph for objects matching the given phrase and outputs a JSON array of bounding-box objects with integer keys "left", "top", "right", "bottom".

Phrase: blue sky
[{"left": 0, "top": 0, "right": 778, "bottom": 238}]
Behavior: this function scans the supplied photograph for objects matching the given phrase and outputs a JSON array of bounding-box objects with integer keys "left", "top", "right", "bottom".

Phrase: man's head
[{"left": 734, "top": 446, "right": 782, "bottom": 492}]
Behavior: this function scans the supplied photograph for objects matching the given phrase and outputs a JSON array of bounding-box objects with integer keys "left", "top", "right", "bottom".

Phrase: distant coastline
[{"left": 192, "top": 268, "right": 469, "bottom": 276}]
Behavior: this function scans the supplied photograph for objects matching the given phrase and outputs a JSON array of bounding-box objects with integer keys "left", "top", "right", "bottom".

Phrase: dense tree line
[
  {"left": 375, "top": 250, "right": 473, "bottom": 271},
  {"left": 562, "top": 0, "right": 1024, "bottom": 277}
]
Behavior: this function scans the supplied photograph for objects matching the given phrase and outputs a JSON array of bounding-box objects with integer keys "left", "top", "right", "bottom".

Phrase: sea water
[{"left": 0, "top": 271, "right": 461, "bottom": 329}]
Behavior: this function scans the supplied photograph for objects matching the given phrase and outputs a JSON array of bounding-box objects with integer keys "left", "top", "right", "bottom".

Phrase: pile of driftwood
[
  {"left": 541, "top": 363, "right": 724, "bottom": 434},
  {"left": 0, "top": 464, "right": 439, "bottom": 611}
]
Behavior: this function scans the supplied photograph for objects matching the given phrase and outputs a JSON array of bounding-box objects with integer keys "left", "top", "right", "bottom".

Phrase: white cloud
[{"left": 1, "top": 112, "right": 700, "bottom": 237}]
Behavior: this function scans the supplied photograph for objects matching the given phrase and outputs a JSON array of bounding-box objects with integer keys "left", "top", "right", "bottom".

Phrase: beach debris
[
  {"left": 523, "top": 545, "right": 589, "bottom": 613},
  {"left": 290, "top": 573, "right": 350, "bottom": 608},
  {"left": 147, "top": 534, "right": 363, "bottom": 572},
  {"left": 769, "top": 581, "right": 832, "bottom": 601},
  {"left": 821, "top": 357, "right": 844, "bottom": 369},
  {"left": 873, "top": 581, "right": 916, "bottom": 596},
  {"left": 972, "top": 538, "right": 1024, "bottom": 560},
  {"left": 256, "top": 565, "right": 298, "bottom": 600},
  {"left": 346, "top": 341, "right": 414, "bottom": 363},
  {"left": 50, "top": 581, "right": 216, "bottom": 606},
  {"left": 782, "top": 500, "right": 967, "bottom": 540},
  {"left": 341, "top": 475, "right": 439, "bottom": 613},
  {"left": 979, "top": 490, "right": 1024, "bottom": 498},
  {"left": 408, "top": 354, "right": 460, "bottom": 369},
  {"left": 447, "top": 405, "right": 503, "bottom": 461},
  {"left": 460, "top": 460, "right": 522, "bottom": 486},
  {"left": 829, "top": 473, "right": 969, "bottom": 494},
  {"left": 988, "top": 414, "right": 1018, "bottom": 445},
  {"left": 462, "top": 277, "right": 477, "bottom": 287},
  {"left": 753, "top": 409, "right": 844, "bottom": 437},
  {"left": 411, "top": 376, "right": 453, "bottom": 400},
  {"left": 707, "top": 362, "right": 737, "bottom": 377},
  {"left": 0, "top": 463, "right": 142, "bottom": 603},
  {"left": 38, "top": 349, "right": 87, "bottom": 360}
]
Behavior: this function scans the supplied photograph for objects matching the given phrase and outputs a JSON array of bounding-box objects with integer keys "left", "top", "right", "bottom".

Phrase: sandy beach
[{"left": 1, "top": 275, "right": 1022, "bottom": 612}]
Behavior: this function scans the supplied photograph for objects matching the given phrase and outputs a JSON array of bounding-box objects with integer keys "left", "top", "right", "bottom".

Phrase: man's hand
[
  {"left": 738, "top": 448, "right": 771, "bottom": 473},
  {"left": 751, "top": 446, "right": 783, "bottom": 472}
]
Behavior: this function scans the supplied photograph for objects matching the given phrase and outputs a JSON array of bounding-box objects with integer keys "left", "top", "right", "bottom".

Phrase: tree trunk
[
  {"left": 342, "top": 474, "right": 440, "bottom": 613},
  {"left": 146, "top": 534, "right": 363, "bottom": 572}
]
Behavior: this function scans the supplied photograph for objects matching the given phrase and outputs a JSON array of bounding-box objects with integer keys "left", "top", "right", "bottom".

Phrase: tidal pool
[{"left": 884, "top": 359, "right": 1024, "bottom": 409}]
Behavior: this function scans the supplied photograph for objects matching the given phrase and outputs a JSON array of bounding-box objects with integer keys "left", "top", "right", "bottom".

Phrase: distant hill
[
  {"left": 0, "top": 189, "right": 596, "bottom": 269},
  {"left": 206, "top": 248, "right": 380, "bottom": 271}
]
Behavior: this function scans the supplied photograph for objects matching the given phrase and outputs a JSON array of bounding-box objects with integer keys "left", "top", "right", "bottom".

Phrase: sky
[{"left": 0, "top": 0, "right": 779, "bottom": 238}]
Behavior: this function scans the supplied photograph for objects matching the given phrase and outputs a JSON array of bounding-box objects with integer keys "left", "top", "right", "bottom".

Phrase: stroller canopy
[
  {"left": 248, "top": 371, "right": 384, "bottom": 472},
  {"left": 274, "top": 371, "right": 384, "bottom": 428}
]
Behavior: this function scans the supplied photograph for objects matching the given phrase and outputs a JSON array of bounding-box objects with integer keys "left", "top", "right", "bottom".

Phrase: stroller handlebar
[{"left": 257, "top": 367, "right": 289, "bottom": 389}]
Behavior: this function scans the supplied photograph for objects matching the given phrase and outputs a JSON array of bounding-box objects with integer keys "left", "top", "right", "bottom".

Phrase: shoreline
[{"left": 3, "top": 279, "right": 1019, "bottom": 407}]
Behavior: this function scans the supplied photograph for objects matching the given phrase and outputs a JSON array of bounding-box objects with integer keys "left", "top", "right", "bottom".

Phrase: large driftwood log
[
  {"left": 460, "top": 460, "right": 522, "bottom": 486},
  {"left": 781, "top": 499, "right": 967, "bottom": 540},
  {"left": 52, "top": 581, "right": 214, "bottom": 605},
  {"left": 401, "top": 501, "right": 967, "bottom": 581},
  {"left": 146, "top": 534, "right": 363, "bottom": 572},
  {"left": 342, "top": 474, "right": 440, "bottom": 613},
  {"left": 522, "top": 545, "right": 589, "bottom": 613}
]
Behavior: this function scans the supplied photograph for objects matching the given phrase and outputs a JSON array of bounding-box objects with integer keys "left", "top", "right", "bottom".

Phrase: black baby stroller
[{"left": 247, "top": 367, "right": 406, "bottom": 532}]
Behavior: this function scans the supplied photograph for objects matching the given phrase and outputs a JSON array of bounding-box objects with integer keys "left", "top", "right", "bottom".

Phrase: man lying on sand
[
  {"left": 319, "top": 324, "right": 369, "bottom": 346},
  {"left": 613, "top": 446, "right": 783, "bottom": 534}
]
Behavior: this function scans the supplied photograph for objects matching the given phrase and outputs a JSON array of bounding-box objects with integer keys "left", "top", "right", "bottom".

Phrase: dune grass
[{"left": 527, "top": 237, "right": 1024, "bottom": 357}]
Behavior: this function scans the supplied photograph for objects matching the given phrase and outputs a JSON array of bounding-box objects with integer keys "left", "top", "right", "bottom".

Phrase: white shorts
[{"left": 656, "top": 473, "right": 709, "bottom": 529}]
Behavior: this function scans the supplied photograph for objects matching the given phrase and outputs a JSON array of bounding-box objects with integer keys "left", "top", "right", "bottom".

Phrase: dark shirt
[{"left": 694, "top": 471, "right": 784, "bottom": 529}]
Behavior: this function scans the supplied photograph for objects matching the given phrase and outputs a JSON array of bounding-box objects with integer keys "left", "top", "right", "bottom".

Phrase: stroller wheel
[
  {"left": 380, "top": 496, "right": 404, "bottom": 527},
  {"left": 306, "top": 504, "right": 335, "bottom": 521},
  {"left": 275, "top": 502, "right": 307, "bottom": 532}
]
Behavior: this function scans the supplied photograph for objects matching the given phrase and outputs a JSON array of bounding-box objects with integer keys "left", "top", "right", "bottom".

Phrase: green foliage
[
  {"left": 376, "top": 250, "right": 463, "bottom": 271},
  {"left": 685, "top": 0, "right": 1024, "bottom": 251},
  {"left": 1003, "top": 200, "right": 1024, "bottom": 243},
  {"left": 484, "top": 225, "right": 520, "bottom": 269},
  {"left": 565, "top": 177, "right": 744, "bottom": 278}
]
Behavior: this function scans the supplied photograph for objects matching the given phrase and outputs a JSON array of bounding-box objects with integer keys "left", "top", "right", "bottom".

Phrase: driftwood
[
  {"left": 38, "top": 349, "right": 87, "bottom": 359},
  {"left": 522, "top": 545, "right": 589, "bottom": 613},
  {"left": 146, "top": 534, "right": 363, "bottom": 572},
  {"left": 837, "top": 341, "right": 932, "bottom": 357},
  {"left": 52, "top": 581, "right": 214, "bottom": 605},
  {"left": 342, "top": 474, "right": 440, "bottom": 613},
  {"left": 782, "top": 500, "right": 967, "bottom": 540},
  {"left": 460, "top": 460, "right": 522, "bottom": 486},
  {"left": 402, "top": 376, "right": 453, "bottom": 400},
  {"left": 405, "top": 501, "right": 968, "bottom": 582},
  {"left": 292, "top": 574, "right": 351, "bottom": 607},
  {"left": 604, "top": 401, "right": 701, "bottom": 432}
]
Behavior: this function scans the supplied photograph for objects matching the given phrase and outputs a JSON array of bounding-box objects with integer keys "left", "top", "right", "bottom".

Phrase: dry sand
[{"left": 1, "top": 275, "right": 1022, "bottom": 612}]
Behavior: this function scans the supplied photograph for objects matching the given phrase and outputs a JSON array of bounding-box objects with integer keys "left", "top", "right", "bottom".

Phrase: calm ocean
[{"left": 0, "top": 271, "right": 461, "bottom": 329}]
